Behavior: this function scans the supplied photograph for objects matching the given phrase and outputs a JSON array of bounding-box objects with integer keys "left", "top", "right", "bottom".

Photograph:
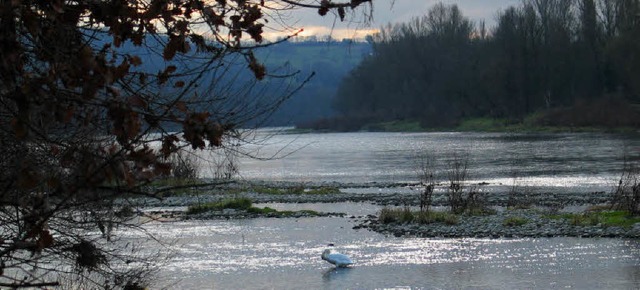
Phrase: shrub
[
  {"left": 379, "top": 206, "right": 398, "bottom": 224},
  {"left": 611, "top": 157, "right": 640, "bottom": 215},
  {"left": 446, "top": 153, "right": 468, "bottom": 214},
  {"left": 168, "top": 151, "right": 200, "bottom": 180},
  {"left": 417, "top": 153, "right": 436, "bottom": 213},
  {"left": 400, "top": 207, "right": 414, "bottom": 223}
]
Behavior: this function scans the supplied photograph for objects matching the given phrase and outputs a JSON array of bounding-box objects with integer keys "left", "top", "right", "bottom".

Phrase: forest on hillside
[
  {"left": 304, "top": 0, "right": 640, "bottom": 131},
  {"left": 100, "top": 38, "right": 370, "bottom": 129},
  {"left": 258, "top": 40, "right": 371, "bottom": 126}
]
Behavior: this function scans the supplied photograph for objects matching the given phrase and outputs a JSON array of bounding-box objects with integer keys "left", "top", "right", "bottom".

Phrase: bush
[
  {"left": 168, "top": 151, "right": 200, "bottom": 180},
  {"left": 400, "top": 207, "right": 414, "bottom": 223},
  {"left": 611, "top": 157, "right": 640, "bottom": 215},
  {"left": 534, "top": 98, "right": 640, "bottom": 128},
  {"left": 379, "top": 206, "right": 398, "bottom": 224},
  {"left": 417, "top": 152, "right": 436, "bottom": 213},
  {"left": 444, "top": 153, "right": 489, "bottom": 214}
]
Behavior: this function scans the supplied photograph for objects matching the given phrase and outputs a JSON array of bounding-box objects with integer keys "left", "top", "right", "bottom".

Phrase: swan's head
[{"left": 321, "top": 249, "right": 331, "bottom": 259}]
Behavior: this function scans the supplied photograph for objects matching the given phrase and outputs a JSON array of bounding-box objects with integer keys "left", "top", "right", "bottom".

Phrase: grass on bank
[
  {"left": 379, "top": 207, "right": 459, "bottom": 225},
  {"left": 187, "top": 197, "right": 253, "bottom": 214},
  {"left": 363, "top": 121, "right": 425, "bottom": 132},
  {"left": 186, "top": 197, "right": 320, "bottom": 217},
  {"left": 298, "top": 109, "right": 640, "bottom": 134},
  {"left": 548, "top": 210, "right": 640, "bottom": 228}
]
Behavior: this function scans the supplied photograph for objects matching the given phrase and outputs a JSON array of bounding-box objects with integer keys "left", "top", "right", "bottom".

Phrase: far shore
[{"left": 291, "top": 118, "right": 640, "bottom": 135}]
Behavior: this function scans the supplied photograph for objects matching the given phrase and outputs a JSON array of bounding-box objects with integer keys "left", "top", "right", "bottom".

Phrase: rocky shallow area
[
  {"left": 135, "top": 180, "right": 640, "bottom": 239},
  {"left": 138, "top": 180, "right": 612, "bottom": 208},
  {"left": 357, "top": 209, "right": 640, "bottom": 239}
]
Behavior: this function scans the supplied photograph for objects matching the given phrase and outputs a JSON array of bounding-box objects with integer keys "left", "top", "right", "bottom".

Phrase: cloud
[{"left": 262, "top": 26, "right": 379, "bottom": 41}]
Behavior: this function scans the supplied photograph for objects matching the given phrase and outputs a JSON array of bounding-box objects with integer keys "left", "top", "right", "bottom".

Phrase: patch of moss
[
  {"left": 547, "top": 210, "right": 640, "bottom": 228},
  {"left": 187, "top": 197, "right": 252, "bottom": 215},
  {"left": 246, "top": 207, "right": 278, "bottom": 214},
  {"left": 465, "top": 207, "right": 497, "bottom": 216},
  {"left": 189, "top": 201, "right": 323, "bottom": 217},
  {"left": 246, "top": 207, "right": 321, "bottom": 217}
]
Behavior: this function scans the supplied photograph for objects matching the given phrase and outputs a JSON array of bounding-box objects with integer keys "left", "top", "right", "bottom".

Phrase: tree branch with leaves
[{"left": 0, "top": 0, "right": 372, "bottom": 288}]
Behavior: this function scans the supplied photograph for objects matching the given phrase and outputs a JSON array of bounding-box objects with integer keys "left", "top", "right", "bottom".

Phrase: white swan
[{"left": 321, "top": 249, "right": 353, "bottom": 267}]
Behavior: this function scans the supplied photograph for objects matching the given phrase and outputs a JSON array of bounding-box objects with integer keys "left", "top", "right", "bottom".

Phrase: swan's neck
[{"left": 321, "top": 250, "right": 329, "bottom": 260}]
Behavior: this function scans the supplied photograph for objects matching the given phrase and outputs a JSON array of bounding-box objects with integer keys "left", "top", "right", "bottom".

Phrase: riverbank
[
  {"left": 295, "top": 100, "right": 640, "bottom": 133},
  {"left": 294, "top": 118, "right": 639, "bottom": 134}
]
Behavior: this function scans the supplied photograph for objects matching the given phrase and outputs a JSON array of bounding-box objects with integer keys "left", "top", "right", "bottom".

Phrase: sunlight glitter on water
[{"left": 129, "top": 215, "right": 640, "bottom": 289}]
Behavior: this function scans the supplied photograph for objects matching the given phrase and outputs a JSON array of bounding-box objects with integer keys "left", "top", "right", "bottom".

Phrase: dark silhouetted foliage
[
  {"left": 327, "top": 1, "right": 640, "bottom": 131},
  {"left": 0, "top": 0, "right": 371, "bottom": 287}
]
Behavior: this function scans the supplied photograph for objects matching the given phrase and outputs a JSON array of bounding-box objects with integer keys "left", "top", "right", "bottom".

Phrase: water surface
[
  {"left": 129, "top": 208, "right": 640, "bottom": 289},
  {"left": 126, "top": 203, "right": 640, "bottom": 289},
  {"left": 168, "top": 132, "right": 640, "bottom": 289},
  {"left": 201, "top": 131, "right": 640, "bottom": 194}
]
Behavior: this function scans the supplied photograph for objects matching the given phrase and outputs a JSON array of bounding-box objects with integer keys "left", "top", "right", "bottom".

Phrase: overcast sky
[{"left": 263, "top": 0, "right": 523, "bottom": 40}]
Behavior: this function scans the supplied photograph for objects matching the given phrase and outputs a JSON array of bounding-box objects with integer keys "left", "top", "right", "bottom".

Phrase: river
[
  {"left": 145, "top": 131, "right": 640, "bottom": 289},
  {"left": 210, "top": 131, "right": 640, "bottom": 194}
]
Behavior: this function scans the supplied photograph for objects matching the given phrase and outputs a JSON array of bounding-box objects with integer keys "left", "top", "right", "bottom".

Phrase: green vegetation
[
  {"left": 310, "top": 115, "right": 640, "bottom": 134},
  {"left": 363, "top": 120, "right": 425, "bottom": 132},
  {"left": 503, "top": 216, "right": 529, "bottom": 227},
  {"left": 187, "top": 197, "right": 322, "bottom": 217},
  {"left": 456, "top": 118, "right": 512, "bottom": 132},
  {"left": 548, "top": 211, "right": 640, "bottom": 228},
  {"left": 246, "top": 206, "right": 278, "bottom": 214},
  {"left": 187, "top": 197, "right": 253, "bottom": 215},
  {"left": 247, "top": 207, "right": 320, "bottom": 217},
  {"left": 379, "top": 207, "right": 459, "bottom": 225}
]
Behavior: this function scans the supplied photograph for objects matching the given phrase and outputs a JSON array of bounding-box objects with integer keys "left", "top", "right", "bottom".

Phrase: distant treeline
[{"left": 306, "top": 0, "right": 640, "bottom": 131}]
